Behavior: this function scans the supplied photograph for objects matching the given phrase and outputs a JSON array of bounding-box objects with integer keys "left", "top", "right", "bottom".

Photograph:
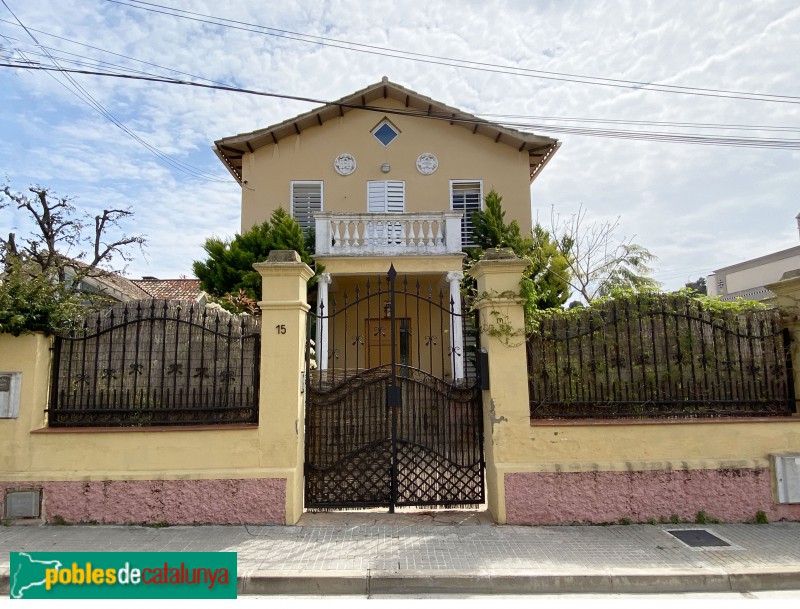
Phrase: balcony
[{"left": 314, "top": 212, "right": 464, "bottom": 256}]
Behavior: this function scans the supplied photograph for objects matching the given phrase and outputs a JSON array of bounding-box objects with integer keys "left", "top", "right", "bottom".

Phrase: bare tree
[
  {"left": 1, "top": 184, "right": 146, "bottom": 291},
  {"left": 547, "top": 205, "right": 659, "bottom": 303}
]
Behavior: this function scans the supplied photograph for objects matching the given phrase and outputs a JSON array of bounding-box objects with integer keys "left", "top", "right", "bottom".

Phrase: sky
[{"left": 0, "top": 0, "right": 798, "bottom": 292}]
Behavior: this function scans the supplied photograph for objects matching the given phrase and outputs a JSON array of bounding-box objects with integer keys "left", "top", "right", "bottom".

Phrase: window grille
[
  {"left": 291, "top": 181, "right": 323, "bottom": 232},
  {"left": 451, "top": 181, "right": 482, "bottom": 248}
]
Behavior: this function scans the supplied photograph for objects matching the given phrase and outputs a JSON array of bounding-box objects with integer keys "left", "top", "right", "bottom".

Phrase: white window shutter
[
  {"left": 368, "top": 181, "right": 387, "bottom": 212},
  {"left": 291, "top": 182, "right": 323, "bottom": 232},
  {"left": 367, "top": 181, "right": 405, "bottom": 213},
  {"left": 386, "top": 181, "right": 405, "bottom": 213}
]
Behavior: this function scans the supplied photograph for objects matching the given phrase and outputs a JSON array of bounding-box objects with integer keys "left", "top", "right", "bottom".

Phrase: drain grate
[{"left": 667, "top": 529, "right": 730, "bottom": 547}]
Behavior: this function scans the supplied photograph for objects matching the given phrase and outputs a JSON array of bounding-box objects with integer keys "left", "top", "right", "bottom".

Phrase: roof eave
[
  {"left": 214, "top": 79, "right": 559, "bottom": 160},
  {"left": 213, "top": 145, "right": 242, "bottom": 185},
  {"left": 529, "top": 140, "right": 561, "bottom": 183}
]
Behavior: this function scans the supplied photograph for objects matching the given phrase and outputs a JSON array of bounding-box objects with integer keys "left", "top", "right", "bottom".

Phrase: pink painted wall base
[
  {"left": 1, "top": 478, "right": 286, "bottom": 525},
  {"left": 505, "top": 469, "right": 800, "bottom": 525}
]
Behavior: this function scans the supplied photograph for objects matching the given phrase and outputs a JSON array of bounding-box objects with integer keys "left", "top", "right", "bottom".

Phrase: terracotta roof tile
[{"left": 133, "top": 279, "right": 203, "bottom": 301}]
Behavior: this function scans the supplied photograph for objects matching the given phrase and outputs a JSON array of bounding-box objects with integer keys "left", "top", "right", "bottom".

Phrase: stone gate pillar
[
  {"left": 254, "top": 250, "right": 314, "bottom": 524},
  {"left": 767, "top": 270, "right": 800, "bottom": 415},
  {"left": 469, "top": 249, "right": 531, "bottom": 523}
]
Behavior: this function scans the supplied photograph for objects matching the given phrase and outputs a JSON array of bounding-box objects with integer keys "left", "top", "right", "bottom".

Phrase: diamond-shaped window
[{"left": 372, "top": 120, "right": 399, "bottom": 146}]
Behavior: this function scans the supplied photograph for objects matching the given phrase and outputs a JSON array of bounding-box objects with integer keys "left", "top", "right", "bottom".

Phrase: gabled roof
[
  {"left": 64, "top": 260, "right": 152, "bottom": 302},
  {"left": 214, "top": 77, "right": 560, "bottom": 185},
  {"left": 133, "top": 278, "right": 203, "bottom": 301},
  {"left": 64, "top": 260, "right": 204, "bottom": 303}
]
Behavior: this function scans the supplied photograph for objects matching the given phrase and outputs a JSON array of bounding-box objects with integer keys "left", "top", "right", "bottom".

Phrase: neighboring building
[
  {"left": 68, "top": 265, "right": 203, "bottom": 304},
  {"left": 69, "top": 268, "right": 151, "bottom": 302},
  {"left": 132, "top": 277, "right": 203, "bottom": 302},
  {"left": 213, "top": 77, "right": 559, "bottom": 380},
  {"left": 707, "top": 214, "right": 800, "bottom": 302}
]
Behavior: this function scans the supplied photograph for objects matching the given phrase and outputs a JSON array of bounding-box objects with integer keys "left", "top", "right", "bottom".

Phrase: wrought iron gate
[{"left": 304, "top": 266, "right": 484, "bottom": 510}]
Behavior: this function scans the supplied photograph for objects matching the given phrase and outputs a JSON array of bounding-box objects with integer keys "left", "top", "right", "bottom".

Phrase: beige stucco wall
[
  {"left": 316, "top": 255, "right": 464, "bottom": 277},
  {"left": 471, "top": 253, "right": 800, "bottom": 523},
  {"left": 322, "top": 273, "right": 458, "bottom": 380},
  {"left": 0, "top": 332, "right": 299, "bottom": 521},
  {"left": 498, "top": 420, "right": 800, "bottom": 475},
  {"left": 241, "top": 97, "right": 534, "bottom": 234}
]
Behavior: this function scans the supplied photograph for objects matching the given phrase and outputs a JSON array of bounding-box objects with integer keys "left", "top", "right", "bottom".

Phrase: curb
[
  {"left": 4, "top": 568, "right": 799, "bottom": 597},
  {"left": 237, "top": 568, "right": 800, "bottom": 596}
]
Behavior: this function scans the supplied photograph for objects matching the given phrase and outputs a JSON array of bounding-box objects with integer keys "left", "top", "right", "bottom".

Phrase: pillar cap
[
  {"left": 483, "top": 248, "right": 517, "bottom": 260},
  {"left": 267, "top": 250, "right": 301, "bottom": 263},
  {"left": 253, "top": 250, "right": 314, "bottom": 281},
  {"left": 469, "top": 250, "right": 530, "bottom": 280}
]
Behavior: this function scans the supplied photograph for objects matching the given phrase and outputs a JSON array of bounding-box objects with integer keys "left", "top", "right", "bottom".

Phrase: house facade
[{"left": 214, "top": 77, "right": 559, "bottom": 384}]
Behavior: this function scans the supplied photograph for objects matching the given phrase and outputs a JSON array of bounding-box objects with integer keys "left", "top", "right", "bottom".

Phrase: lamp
[{"left": 380, "top": 163, "right": 390, "bottom": 173}]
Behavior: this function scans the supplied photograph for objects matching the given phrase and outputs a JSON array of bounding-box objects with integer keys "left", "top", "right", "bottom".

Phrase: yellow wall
[
  {"left": 317, "top": 255, "right": 464, "bottom": 277},
  {"left": 322, "top": 273, "right": 458, "bottom": 380},
  {"left": 0, "top": 332, "right": 298, "bottom": 521},
  {"left": 500, "top": 420, "right": 800, "bottom": 472},
  {"left": 241, "top": 97, "right": 534, "bottom": 233},
  {"left": 471, "top": 252, "right": 800, "bottom": 523}
]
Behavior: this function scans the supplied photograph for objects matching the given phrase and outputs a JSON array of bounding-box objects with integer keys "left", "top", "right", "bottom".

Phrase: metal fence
[
  {"left": 527, "top": 295, "right": 795, "bottom": 419},
  {"left": 48, "top": 300, "right": 260, "bottom": 427}
]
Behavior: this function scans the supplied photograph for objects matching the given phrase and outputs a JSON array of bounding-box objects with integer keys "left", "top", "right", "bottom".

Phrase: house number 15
[{"left": 276, "top": 324, "right": 286, "bottom": 334}]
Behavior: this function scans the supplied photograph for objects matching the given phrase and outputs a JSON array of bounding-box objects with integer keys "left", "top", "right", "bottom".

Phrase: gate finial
[{"left": 387, "top": 264, "right": 397, "bottom": 282}]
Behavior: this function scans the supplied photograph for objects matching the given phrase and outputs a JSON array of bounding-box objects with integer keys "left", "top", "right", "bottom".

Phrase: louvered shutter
[
  {"left": 367, "top": 181, "right": 405, "bottom": 212},
  {"left": 291, "top": 182, "right": 323, "bottom": 232},
  {"left": 386, "top": 181, "right": 405, "bottom": 213},
  {"left": 451, "top": 181, "right": 482, "bottom": 248},
  {"left": 366, "top": 181, "right": 405, "bottom": 245}
]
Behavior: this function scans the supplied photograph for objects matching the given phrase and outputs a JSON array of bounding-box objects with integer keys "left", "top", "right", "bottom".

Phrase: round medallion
[
  {"left": 333, "top": 153, "right": 357, "bottom": 176},
  {"left": 416, "top": 153, "right": 438, "bottom": 175}
]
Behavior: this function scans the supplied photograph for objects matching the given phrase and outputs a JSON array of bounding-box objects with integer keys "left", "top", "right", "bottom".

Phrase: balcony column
[
  {"left": 315, "top": 273, "right": 332, "bottom": 372},
  {"left": 446, "top": 270, "right": 465, "bottom": 381}
]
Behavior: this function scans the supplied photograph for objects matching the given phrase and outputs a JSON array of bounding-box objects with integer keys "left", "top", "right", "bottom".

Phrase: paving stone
[{"left": 1, "top": 514, "right": 799, "bottom": 595}]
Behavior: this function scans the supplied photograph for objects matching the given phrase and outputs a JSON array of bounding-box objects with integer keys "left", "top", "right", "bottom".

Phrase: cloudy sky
[{"left": 1, "top": 0, "right": 798, "bottom": 292}]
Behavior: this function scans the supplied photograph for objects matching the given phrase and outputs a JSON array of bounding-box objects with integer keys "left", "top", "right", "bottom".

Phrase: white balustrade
[{"left": 315, "top": 212, "right": 464, "bottom": 256}]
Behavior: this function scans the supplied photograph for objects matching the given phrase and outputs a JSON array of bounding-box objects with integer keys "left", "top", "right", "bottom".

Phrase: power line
[
  {"left": 4, "top": 62, "right": 800, "bottom": 151},
  {"left": 1, "top": 1, "right": 227, "bottom": 183},
  {"left": 478, "top": 113, "right": 800, "bottom": 134},
  {"left": 107, "top": 0, "right": 800, "bottom": 105},
  {"left": 0, "top": 17, "right": 236, "bottom": 88},
  {"left": 5, "top": 17, "right": 800, "bottom": 137}
]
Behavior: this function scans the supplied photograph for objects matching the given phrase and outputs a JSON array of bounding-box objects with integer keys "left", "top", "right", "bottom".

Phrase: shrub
[{"left": 0, "top": 258, "right": 87, "bottom": 335}]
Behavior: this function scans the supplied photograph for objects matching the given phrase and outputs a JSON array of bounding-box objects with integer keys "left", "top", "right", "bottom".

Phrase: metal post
[
  {"left": 447, "top": 270, "right": 465, "bottom": 381},
  {"left": 388, "top": 264, "right": 398, "bottom": 512},
  {"left": 316, "top": 273, "right": 331, "bottom": 372}
]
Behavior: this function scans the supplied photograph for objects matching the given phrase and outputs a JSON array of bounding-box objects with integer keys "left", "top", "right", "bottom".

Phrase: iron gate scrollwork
[{"left": 304, "top": 266, "right": 484, "bottom": 510}]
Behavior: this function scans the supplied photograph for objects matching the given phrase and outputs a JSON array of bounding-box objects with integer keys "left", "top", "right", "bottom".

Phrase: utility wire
[
  {"left": 0, "top": 17, "right": 235, "bottom": 88},
  {"left": 107, "top": 0, "right": 800, "bottom": 105},
  {"left": 10, "top": 46, "right": 169, "bottom": 77},
  {"left": 1, "top": 1, "right": 227, "bottom": 182},
  {"left": 479, "top": 113, "right": 800, "bottom": 134},
  {"left": 4, "top": 62, "right": 800, "bottom": 151},
  {"left": 4, "top": 17, "right": 799, "bottom": 136}
]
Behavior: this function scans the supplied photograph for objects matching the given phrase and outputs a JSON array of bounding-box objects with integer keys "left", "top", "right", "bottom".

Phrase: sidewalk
[{"left": 2, "top": 511, "right": 800, "bottom": 596}]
